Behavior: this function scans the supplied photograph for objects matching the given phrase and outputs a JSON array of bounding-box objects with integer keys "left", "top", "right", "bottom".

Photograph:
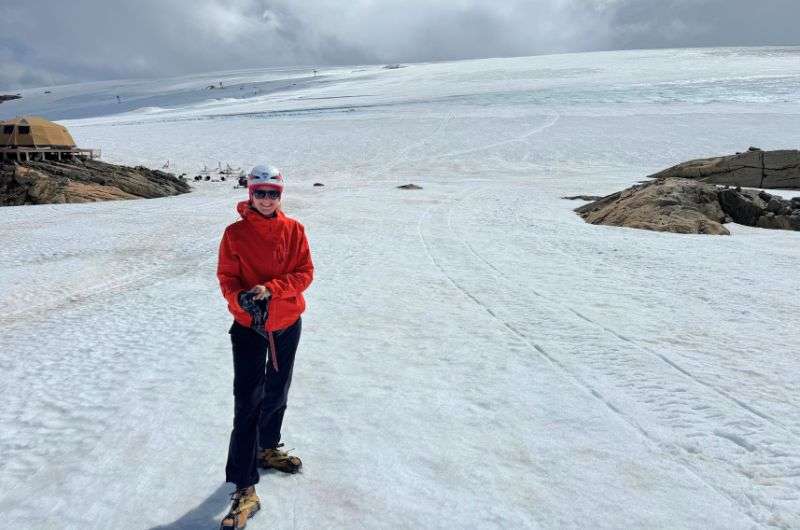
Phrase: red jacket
[{"left": 217, "top": 202, "right": 314, "bottom": 332}]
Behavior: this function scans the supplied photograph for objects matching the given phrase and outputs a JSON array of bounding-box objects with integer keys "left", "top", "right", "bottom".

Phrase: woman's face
[{"left": 251, "top": 189, "right": 281, "bottom": 216}]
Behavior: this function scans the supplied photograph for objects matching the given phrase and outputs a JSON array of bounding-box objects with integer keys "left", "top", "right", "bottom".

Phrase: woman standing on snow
[{"left": 216, "top": 165, "right": 314, "bottom": 530}]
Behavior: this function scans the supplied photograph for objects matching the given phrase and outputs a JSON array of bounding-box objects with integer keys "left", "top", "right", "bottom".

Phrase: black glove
[{"left": 238, "top": 291, "right": 269, "bottom": 338}]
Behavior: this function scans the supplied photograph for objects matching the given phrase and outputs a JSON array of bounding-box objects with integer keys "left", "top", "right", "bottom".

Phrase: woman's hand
[{"left": 248, "top": 284, "right": 271, "bottom": 301}]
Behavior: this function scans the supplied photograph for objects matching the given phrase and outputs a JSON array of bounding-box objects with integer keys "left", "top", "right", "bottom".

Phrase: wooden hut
[{"left": 0, "top": 116, "right": 99, "bottom": 162}]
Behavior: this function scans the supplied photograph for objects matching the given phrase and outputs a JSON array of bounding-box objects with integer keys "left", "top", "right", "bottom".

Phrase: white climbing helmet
[{"left": 247, "top": 165, "right": 284, "bottom": 192}]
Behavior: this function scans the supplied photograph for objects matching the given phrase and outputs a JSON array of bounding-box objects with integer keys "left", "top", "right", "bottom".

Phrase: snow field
[{"left": 2, "top": 48, "right": 800, "bottom": 529}]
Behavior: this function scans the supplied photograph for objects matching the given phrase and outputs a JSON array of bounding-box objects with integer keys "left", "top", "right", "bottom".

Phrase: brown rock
[
  {"left": 717, "top": 187, "right": 799, "bottom": 232},
  {"left": 647, "top": 149, "right": 800, "bottom": 189},
  {"left": 766, "top": 196, "right": 790, "bottom": 215},
  {"left": 0, "top": 159, "right": 190, "bottom": 206},
  {"left": 563, "top": 195, "right": 602, "bottom": 201},
  {"left": 718, "top": 189, "right": 766, "bottom": 226},
  {"left": 757, "top": 213, "right": 793, "bottom": 230},
  {"left": 575, "top": 178, "right": 729, "bottom": 235}
]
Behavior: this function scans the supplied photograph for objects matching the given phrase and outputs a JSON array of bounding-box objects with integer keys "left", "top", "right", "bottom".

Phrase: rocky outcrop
[
  {"left": 718, "top": 188, "right": 800, "bottom": 230},
  {"left": 563, "top": 195, "right": 603, "bottom": 201},
  {"left": 575, "top": 178, "right": 800, "bottom": 235},
  {"left": 575, "top": 178, "right": 730, "bottom": 235},
  {"left": 0, "top": 159, "right": 190, "bottom": 206},
  {"left": 647, "top": 149, "right": 800, "bottom": 189}
]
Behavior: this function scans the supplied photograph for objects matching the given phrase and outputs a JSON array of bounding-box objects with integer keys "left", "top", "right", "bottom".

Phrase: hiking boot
[
  {"left": 220, "top": 485, "right": 260, "bottom": 530},
  {"left": 257, "top": 443, "right": 302, "bottom": 473}
]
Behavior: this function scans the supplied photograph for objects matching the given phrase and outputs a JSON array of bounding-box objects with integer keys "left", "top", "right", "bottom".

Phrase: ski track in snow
[
  {"left": 413, "top": 184, "right": 800, "bottom": 528},
  {"left": 506, "top": 192, "right": 800, "bottom": 432}
]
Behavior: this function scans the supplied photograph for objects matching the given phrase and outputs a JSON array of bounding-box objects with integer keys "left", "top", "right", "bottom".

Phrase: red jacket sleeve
[
  {"left": 265, "top": 224, "right": 314, "bottom": 299},
  {"left": 217, "top": 228, "right": 245, "bottom": 309}
]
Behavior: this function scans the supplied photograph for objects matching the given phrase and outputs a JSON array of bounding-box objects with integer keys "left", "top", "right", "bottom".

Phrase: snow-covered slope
[{"left": 1, "top": 47, "right": 800, "bottom": 529}]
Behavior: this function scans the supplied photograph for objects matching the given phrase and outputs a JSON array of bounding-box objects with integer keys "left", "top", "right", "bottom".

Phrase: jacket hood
[{"left": 236, "top": 200, "right": 284, "bottom": 221}]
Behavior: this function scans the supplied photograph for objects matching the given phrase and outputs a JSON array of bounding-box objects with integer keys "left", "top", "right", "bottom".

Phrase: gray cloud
[
  {"left": 607, "top": 0, "right": 800, "bottom": 49},
  {"left": 1, "top": 0, "right": 798, "bottom": 90}
]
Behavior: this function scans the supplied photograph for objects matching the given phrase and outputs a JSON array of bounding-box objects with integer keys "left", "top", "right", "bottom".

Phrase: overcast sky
[{"left": 1, "top": 0, "right": 799, "bottom": 90}]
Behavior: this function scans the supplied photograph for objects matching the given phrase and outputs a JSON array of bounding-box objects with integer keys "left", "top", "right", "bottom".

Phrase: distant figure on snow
[{"left": 216, "top": 165, "right": 314, "bottom": 529}]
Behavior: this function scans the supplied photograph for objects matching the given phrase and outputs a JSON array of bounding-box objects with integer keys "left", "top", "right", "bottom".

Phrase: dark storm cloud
[
  {"left": 606, "top": 0, "right": 800, "bottom": 50},
  {"left": 1, "top": 0, "right": 798, "bottom": 90}
]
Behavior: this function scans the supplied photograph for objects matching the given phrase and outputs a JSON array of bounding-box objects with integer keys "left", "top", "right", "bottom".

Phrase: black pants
[{"left": 225, "top": 317, "right": 301, "bottom": 488}]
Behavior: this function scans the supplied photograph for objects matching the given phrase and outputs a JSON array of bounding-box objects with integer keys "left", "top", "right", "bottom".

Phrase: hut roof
[{"left": 0, "top": 116, "right": 76, "bottom": 148}]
